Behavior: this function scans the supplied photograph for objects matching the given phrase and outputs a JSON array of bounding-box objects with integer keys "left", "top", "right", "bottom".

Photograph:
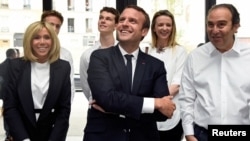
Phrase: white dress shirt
[
  {"left": 179, "top": 39, "right": 250, "bottom": 136},
  {"left": 148, "top": 45, "right": 187, "bottom": 130},
  {"left": 60, "top": 47, "right": 75, "bottom": 103}
]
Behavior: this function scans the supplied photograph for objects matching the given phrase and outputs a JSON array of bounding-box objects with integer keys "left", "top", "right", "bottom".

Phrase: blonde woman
[{"left": 4, "top": 21, "right": 71, "bottom": 141}]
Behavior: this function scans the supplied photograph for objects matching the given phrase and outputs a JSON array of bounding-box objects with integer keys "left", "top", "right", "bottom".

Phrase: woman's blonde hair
[{"left": 23, "top": 21, "right": 60, "bottom": 63}]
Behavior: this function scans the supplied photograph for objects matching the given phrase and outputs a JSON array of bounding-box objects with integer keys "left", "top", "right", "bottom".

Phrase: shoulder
[
  {"left": 60, "top": 47, "right": 71, "bottom": 54},
  {"left": 174, "top": 45, "right": 188, "bottom": 57},
  {"left": 140, "top": 51, "right": 164, "bottom": 65},
  {"left": 0, "top": 60, "right": 8, "bottom": 69},
  {"left": 60, "top": 47, "right": 73, "bottom": 63},
  {"left": 175, "top": 45, "right": 187, "bottom": 52},
  {"left": 91, "top": 46, "right": 115, "bottom": 56},
  {"left": 7, "top": 58, "right": 28, "bottom": 77},
  {"left": 80, "top": 46, "right": 99, "bottom": 60},
  {"left": 52, "top": 59, "right": 71, "bottom": 74},
  {"left": 9, "top": 58, "right": 27, "bottom": 68},
  {"left": 0, "top": 60, "right": 7, "bottom": 75},
  {"left": 60, "top": 47, "right": 73, "bottom": 57},
  {"left": 140, "top": 52, "right": 166, "bottom": 74},
  {"left": 55, "top": 59, "right": 70, "bottom": 67},
  {"left": 189, "top": 42, "right": 212, "bottom": 56}
]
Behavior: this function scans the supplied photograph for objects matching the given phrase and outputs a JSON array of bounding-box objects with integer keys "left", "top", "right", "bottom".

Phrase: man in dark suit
[
  {"left": 1, "top": 48, "right": 17, "bottom": 98},
  {"left": 0, "top": 48, "right": 18, "bottom": 141},
  {"left": 83, "top": 5, "right": 176, "bottom": 141}
]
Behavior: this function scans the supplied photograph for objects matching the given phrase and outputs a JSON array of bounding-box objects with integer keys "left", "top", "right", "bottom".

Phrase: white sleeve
[
  {"left": 60, "top": 47, "right": 75, "bottom": 103},
  {"left": 79, "top": 50, "right": 92, "bottom": 101},
  {"left": 141, "top": 97, "right": 154, "bottom": 113}
]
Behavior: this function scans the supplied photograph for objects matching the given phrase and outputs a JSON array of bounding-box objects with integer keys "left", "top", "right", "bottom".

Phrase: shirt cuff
[
  {"left": 141, "top": 98, "right": 154, "bottom": 113},
  {"left": 183, "top": 124, "right": 195, "bottom": 136}
]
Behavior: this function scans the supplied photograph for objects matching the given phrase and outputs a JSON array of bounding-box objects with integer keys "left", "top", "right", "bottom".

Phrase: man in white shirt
[
  {"left": 80, "top": 6, "right": 120, "bottom": 101},
  {"left": 179, "top": 3, "right": 250, "bottom": 141},
  {"left": 41, "top": 10, "right": 75, "bottom": 103}
]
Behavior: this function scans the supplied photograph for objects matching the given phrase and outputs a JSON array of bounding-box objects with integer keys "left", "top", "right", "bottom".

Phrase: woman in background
[
  {"left": 148, "top": 10, "right": 187, "bottom": 141},
  {"left": 3, "top": 21, "right": 71, "bottom": 141}
]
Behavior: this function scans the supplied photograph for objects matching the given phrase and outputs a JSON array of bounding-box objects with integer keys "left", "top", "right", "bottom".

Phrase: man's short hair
[{"left": 6, "top": 48, "right": 16, "bottom": 58}]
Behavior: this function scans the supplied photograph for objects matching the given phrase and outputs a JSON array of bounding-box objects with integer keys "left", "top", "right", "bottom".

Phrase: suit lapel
[
  {"left": 37, "top": 61, "right": 59, "bottom": 121},
  {"left": 113, "top": 46, "right": 147, "bottom": 94},
  {"left": 18, "top": 62, "right": 37, "bottom": 126},
  {"left": 132, "top": 51, "right": 146, "bottom": 94},
  {"left": 113, "top": 45, "right": 131, "bottom": 93}
]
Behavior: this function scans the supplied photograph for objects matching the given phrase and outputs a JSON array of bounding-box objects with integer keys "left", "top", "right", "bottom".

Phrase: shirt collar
[
  {"left": 209, "top": 38, "right": 241, "bottom": 55},
  {"left": 118, "top": 45, "right": 139, "bottom": 60}
]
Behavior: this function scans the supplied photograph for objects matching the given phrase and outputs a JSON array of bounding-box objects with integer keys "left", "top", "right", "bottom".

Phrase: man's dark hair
[
  {"left": 100, "top": 7, "right": 120, "bottom": 24},
  {"left": 208, "top": 3, "right": 240, "bottom": 25},
  {"left": 125, "top": 5, "right": 150, "bottom": 30},
  {"left": 6, "top": 48, "right": 16, "bottom": 58},
  {"left": 41, "top": 10, "right": 64, "bottom": 24}
]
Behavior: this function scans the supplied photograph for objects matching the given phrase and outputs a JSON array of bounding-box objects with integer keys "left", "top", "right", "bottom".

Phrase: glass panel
[
  {"left": 23, "top": 0, "right": 31, "bottom": 9},
  {"left": 68, "top": 18, "right": 74, "bottom": 32},
  {"left": 85, "top": 0, "right": 90, "bottom": 11},
  {"left": 0, "top": 0, "right": 42, "bottom": 62},
  {"left": 53, "top": 0, "right": 116, "bottom": 73},
  {"left": 137, "top": 0, "right": 206, "bottom": 52},
  {"left": 68, "top": 0, "right": 74, "bottom": 11},
  {"left": 85, "top": 18, "right": 92, "bottom": 33},
  {"left": 1, "top": 0, "right": 9, "bottom": 8}
]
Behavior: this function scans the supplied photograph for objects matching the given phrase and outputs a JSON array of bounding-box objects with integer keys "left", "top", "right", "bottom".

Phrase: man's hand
[
  {"left": 186, "top": 135, "right": 198, "bottom": 141},
  {"left": 155, "top": 95, "right": 176, "bottom": 118},
  {"left": 90, "top": 99, "right": 106, "bottom": 113}
]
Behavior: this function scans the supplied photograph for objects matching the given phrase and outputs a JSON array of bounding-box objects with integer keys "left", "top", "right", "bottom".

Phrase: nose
[
  {"left": 100, "top": 18, "right": 105, "bottom": 23},
  {"left": 39, "top": 37, "right": 46, "bottom": 44},
  {"left": 210, "top": 25, "right": 220, "bottom": 33},
  {"left": 163, "top": 25, "right": 168, "bottom": 30},
  {"left": 121, "top": 19, "right": 129, "bottom": 26}
]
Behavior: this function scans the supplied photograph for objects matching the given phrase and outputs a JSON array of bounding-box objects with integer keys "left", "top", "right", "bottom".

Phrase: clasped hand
[{"left": 155, "top": 95, "right": 176, "bottom": 118}]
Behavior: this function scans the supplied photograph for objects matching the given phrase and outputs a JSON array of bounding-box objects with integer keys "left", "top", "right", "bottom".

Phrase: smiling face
[
  {"left": 116, "top": 8, "right": 148, "bottom": 46},
  {"left": 206, "top": 7, "right": 239, "bottom": 52},
  {"left": 98, "top": 11, "right": 117, "bottom": 34},
  {"left": 153, "top": 15, "right": 173, "bottom": 42},
  {"left": 32, "top": 27, "right": 52, "bottom": 63}
]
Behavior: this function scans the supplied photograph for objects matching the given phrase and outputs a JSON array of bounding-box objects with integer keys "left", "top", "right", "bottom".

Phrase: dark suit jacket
[
  {"left": 3, "top": 58, "right": 71, "bottom": 141},
  {"left": 84, "top": 45, "right": 169, "bottom": 141},
  {"left": 0, "top": 58, "right": 11, "bottom": 99}
]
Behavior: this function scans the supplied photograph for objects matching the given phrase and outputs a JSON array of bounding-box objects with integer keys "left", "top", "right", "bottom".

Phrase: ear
[
  {"left": 113, "top": 23, "right": 118, "bottom": 31},
  {"left": 233, "top": 23, "right": 240, "bottom": 33},
  {"left": 141, "top": 28, "right": 149, "bottom": 37}
]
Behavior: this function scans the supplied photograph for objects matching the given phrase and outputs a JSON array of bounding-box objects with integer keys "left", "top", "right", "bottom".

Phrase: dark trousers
[
  {"left": 158, "top": 120, "right": 183, "bottom": 141},
  {"left": 4, "top": 116, "right": 10, "bottom": 136},
  {"left": 194, "top": 124, "right": 208, "bottom": 141}
]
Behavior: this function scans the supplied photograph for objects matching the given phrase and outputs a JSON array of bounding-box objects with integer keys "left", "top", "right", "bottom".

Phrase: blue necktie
[{"left": 125, "top": 54, "right": 133, "bottom": 91}]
